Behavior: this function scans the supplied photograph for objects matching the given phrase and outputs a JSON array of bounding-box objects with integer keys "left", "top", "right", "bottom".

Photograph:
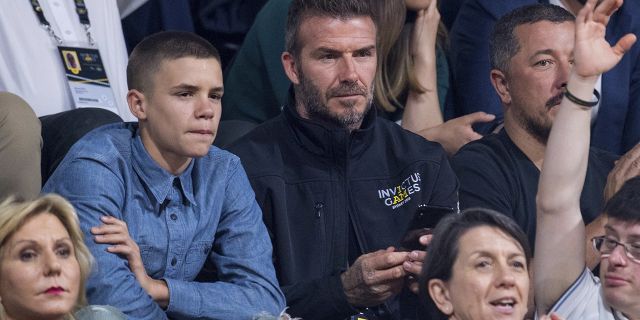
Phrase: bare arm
[
  {"left": 534, "top": 0, "right": 637, "bottom": 313},
  {"left": 401, "top": 0, "right": 443, "bottom": 133}
]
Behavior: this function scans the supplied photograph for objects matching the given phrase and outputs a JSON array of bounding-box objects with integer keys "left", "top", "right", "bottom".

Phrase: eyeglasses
[{"left": 592, "top": 236, "right": 640, "bottom": 263}]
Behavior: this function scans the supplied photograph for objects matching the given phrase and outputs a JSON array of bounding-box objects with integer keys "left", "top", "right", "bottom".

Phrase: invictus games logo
[{"left": 377, "top": 173, "right": 421, "bottom": 209}]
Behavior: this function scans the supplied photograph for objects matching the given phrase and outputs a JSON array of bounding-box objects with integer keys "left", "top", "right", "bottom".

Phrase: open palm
[{"left": 573, "top": 0, "right": 636, "bottom": 78}]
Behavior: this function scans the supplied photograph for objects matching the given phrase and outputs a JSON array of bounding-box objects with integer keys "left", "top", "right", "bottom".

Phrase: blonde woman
[{"left": 0, "top": 195, "right": 124, "bottom": 320}]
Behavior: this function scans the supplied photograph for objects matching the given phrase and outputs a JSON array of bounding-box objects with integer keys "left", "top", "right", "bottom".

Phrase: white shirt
[
  {"left": 0, "top": 0, "right": 135, "bottom": 121},
  {"left": 542, "top": 268, "right": 627, "bottom": 320}
]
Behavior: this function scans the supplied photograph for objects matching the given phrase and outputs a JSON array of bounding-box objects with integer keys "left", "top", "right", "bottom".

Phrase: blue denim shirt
[{"left": 43, "top": 123, "right": 285, "bottom": 319}]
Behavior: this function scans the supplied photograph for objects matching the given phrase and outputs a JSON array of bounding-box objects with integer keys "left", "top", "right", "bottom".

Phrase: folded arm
[{"left": 43, "top": 158, "right": 168, "bottom": 319}]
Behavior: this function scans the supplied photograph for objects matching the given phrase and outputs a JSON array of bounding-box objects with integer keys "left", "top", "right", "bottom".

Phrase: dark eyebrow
[
  {"left": 171, "top": 84, "right": 199, "bottom": 92},
  {"left": 210, "top": 86, "right": 224, "bottom": 94},
  {"left": 530, "top": 49, "right": 554, "bottom": 59},
  {"left": 354, "top": 45, "right": 376, "bottom": 53},
  {"left": 312, "top": 45, "right": 376, "bottom": 56},
  {"left": 312, "top": 47, "right": 342, "bottom": 56}
]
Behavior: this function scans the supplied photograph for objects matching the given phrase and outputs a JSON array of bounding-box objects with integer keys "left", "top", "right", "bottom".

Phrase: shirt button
[
  {"left": 171, "top": 257, "right": 177, "bottom": 266},
  {"left": 170, "top": 213, "right": 177, "bottom": 221}
]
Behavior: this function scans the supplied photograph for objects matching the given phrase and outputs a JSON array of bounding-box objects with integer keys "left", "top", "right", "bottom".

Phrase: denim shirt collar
[{"left": 131, "top": 133, "right": 197, "bottom": 206}]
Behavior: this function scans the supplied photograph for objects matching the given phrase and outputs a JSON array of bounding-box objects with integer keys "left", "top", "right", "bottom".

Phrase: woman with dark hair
[{"left": 419, "top": 208, "right": 532, "bottom": 319}]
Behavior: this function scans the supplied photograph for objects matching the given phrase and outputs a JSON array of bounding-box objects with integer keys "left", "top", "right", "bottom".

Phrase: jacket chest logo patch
[{"left": 377, "top": 173, "right": 421, "bottom": 209}]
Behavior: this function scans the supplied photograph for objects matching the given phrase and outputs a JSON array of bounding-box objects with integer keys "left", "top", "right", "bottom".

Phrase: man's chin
[{"left": 603, "top": 286, "right": 636, "bottom": 311}]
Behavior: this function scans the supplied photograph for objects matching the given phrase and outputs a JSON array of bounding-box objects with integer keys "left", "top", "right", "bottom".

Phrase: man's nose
[
  {"left": 607, "top": 243, "right": 629, "bottom": 267},
  {"left": 338, "top": 56, "right": 358, "bottom": 83},
  {"left": 556, "top": 60, "right": 572, "bottom": 88}
]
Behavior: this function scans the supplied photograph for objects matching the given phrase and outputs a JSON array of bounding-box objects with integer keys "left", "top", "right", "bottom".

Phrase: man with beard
[
  {"left": 448, "top": 0, "right": 640, "bottom": 156},
  {"left": 451, "top": 4, "right": 618, "bottom": 260},
  {"left": 227, "top": 0, "right": 459, "bottom": 319}
]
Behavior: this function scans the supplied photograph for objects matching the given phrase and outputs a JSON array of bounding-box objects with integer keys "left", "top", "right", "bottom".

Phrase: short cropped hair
[
  {"left": 605, "top": 176, "right": 640, "bottom": 223},
  {"left": 419, "top": 208, "right": 532, "bottom": 319},
  {"left": 284, "top": 0, "right": 376, "bottom": 56},
  {"left": 0, "top": 194, "right": 94, "bottom": 318},
  {"left": 490, "top": 4, "right": 574, "bottom": 73},
  {"left": 127, "top": 31, "right": 220, "bottom": 93}
]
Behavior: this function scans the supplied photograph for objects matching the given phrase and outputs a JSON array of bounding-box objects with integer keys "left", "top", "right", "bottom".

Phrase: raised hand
[
  {"left": 573, "top": 0, "right": 636, "bottom": 79},
  {"left": 410, "top": 0, "right": 440, "bottom": 65}
]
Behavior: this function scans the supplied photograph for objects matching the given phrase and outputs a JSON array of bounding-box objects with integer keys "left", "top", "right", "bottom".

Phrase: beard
[
  {"left": 295, "top": 67, "right": 373, "bottom": 131},
  {"left": 513, "top": 93, "right": 562, "bottom": 145}
]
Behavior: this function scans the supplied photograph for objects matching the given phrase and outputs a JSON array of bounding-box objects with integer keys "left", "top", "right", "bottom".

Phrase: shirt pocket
[
  {"left": 139, "top": 244, "right": 166, "bottom": 278},
  {"left": 184, "top": 241, "right": 212, "bottom": 280}
]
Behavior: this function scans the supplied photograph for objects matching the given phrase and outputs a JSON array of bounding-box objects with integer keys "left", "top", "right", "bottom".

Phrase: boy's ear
[
  {"left": 127, "top": 89, "right": 147, "bottom": 120},
  {"left": 282, "top": 51, "right": 300, "bottom": 85}
]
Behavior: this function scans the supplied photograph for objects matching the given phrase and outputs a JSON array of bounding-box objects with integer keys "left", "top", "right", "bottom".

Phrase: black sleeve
[{"left": 283, "top": 274, "right": 357, "bottom": 320}]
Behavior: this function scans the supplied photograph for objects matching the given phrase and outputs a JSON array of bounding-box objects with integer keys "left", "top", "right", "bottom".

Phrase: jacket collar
[{"left": 283, "top": 88, "right": 377, "bottom": 160}]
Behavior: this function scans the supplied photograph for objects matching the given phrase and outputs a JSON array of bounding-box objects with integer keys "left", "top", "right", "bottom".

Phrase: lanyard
[{"left": 29, "top": 0, "right": 95, "bottom": 46}]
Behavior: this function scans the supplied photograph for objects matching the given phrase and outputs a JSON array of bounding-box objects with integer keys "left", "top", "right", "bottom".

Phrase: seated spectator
[
  {"left": 43, "top": 31, "right": 285, "bottom": 319},
  {"left": 227, "top": 0, "right": 459, "bottom": 318},
  {"left": 448, "top": 0, "right": 640, "bottom": 155},
  {"left": 451, "top": 5, "right": 618, "bottom": 263},
  {"left": 420, "top": 207, "right": 566, "bottom": 320},
  {"left": 534, "top": 0, "right": 637, "bottom": 318},
  {"left": 0, "top": 194, "right": 125, "bottom": 320},
  {"left": 420, "top": 208, "right": 532, "bottom": 320},
  {"left": 375, "top": 0, "right": 495, "bottom": 155},
  {"left": 223, "top": 0, "right": 493, "bottom": 156},
  {"left": 0, "top": 0, "right": 132, "bottom": 199}
]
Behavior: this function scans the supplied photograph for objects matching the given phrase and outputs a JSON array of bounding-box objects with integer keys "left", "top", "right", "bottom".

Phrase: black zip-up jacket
[{"left": 228, "top": 102, "right": 459, "bottom": 320}]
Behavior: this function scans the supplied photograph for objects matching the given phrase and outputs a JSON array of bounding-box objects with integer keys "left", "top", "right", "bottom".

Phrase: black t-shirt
[{"left": 451, "top": 130, "right": 618, "bottom": 251}]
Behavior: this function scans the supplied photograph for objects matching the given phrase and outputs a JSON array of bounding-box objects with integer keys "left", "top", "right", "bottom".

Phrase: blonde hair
[
  {"left": 373, "top": 0, "right": 406, "bottom": 113},
  {"left": 0, "top": 194, "right": 94, "bottom": 320},
  {"left": 374, "top": 0, "right": 449, "bottom": 113}
]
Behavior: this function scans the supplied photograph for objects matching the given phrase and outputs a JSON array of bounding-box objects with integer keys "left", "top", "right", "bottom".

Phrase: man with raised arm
[{"left": 535, "top": 0, "right": 637, "bottom": 318}]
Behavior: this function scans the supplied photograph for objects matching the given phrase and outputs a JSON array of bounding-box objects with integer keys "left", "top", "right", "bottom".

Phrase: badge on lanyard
[
  {"left": 30, "top": 0, "right": 118, "bottom": 113},
  {"left": 56, "top": 45, "right": 117, "bottom": 111}
]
